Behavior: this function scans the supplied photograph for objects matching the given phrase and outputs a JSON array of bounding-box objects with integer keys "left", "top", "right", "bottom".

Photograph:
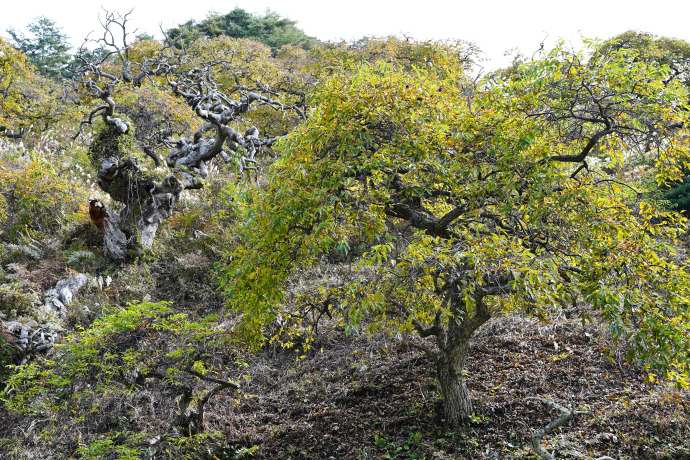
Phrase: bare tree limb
[{"left": 526, "top": 397, "right": 594, "bottom": 460}]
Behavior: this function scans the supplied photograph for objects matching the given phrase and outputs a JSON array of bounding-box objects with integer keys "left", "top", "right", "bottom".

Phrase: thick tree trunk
[
  {"left": 87, "top": 125, "right": 188, "bottom": 260},
  {"left": 86, "top": 121, "right": 261, "bottom": 261},
  {"left": 97, "top": 201, "right": 174, "bottom": 260},
  {"left": 102, "top": 208, "right": 131, "bottom": 260},
  {"left": 437, "top": 342, "right": 472, "bottom": 426}
]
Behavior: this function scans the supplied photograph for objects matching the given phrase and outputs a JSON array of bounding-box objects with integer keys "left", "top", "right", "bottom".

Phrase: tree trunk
[
  {"left": 97, "top": 200, "right": 175, "bottom": 260},
  {"left": 437, "top": 341, "right": 472, "bottom": 426},
  {"left": 102, "top": 208, "right": 131, "bottom": 260}
]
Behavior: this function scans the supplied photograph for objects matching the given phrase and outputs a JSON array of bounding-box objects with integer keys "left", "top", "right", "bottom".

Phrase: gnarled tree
[
  {"left": 73, "top": 10, "right": 306, "bottom": 260},
  {"left": 221, "top": 39, "right": 690, "bottom": 427}
]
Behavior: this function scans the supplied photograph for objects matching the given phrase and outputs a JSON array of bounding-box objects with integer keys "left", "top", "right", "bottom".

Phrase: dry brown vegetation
[
  {"left": 5, "top": 312, "right": 686, "bottom": 459},
  {"left": 188, "top": 314, "right": 686, "bottom": 459}
]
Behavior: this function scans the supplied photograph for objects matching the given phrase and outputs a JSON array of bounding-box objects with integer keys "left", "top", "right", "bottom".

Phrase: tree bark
[
  {"left": 429, "top": 286, "right": 496, "bottom": 427},
  {"left": 102, "top": 206, "right": 133, "bottom": 260},
  {"left": 437, "top": 341, "right": 473, "bottom": 426}
]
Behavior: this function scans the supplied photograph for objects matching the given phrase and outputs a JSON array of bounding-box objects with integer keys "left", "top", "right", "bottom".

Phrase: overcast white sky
[{"left": 2, "top": 0, "right": 689, "bottom": 69}]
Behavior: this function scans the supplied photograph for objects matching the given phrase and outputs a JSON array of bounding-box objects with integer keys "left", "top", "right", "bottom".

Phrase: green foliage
[
  {"left": 660, "top": 166, "right": 690, "bottom": 214},
  {"left": 155, "top": 176, "right": 238, "bottom": 261},
  {"left": 307, "top": 36, "right": 477, "bottom": 79},
  {"left": 65, "top": 249, "right": 95, "bottom": 266},
  {"left": 601, "top": 33, "right": 690, "bottom": 214},
  {"left": 374, "top": 429, "right": 425, "bottom": 459},
  {"left": 114, "top": 78, "right": 200, "bottom": 163},
  {"left": 0, "top": 35, "right": 79, "bottom": 141},
  {"left": 87, "top": 125, "right": 135, "bottom": 165},
  {"left": 74, "top": 433, "right": 147, "bottom": 460},
  {"left": 597, "top": 31, "right": 690, "bottom": 90},
  {"left": 0, "top": 37, "right": 33, "bottom": 137},
  {"left": 219, "top": 39, "right": 690, "bottom": 394},
  {"left": 0, "top": 281, "right": 41, "bottom": 317},
  {"left": 3, "top": 9, "right": 690, "bottom": 453},
  {"left": 167, "top": 8, "right": 319, "bottom": 52},
  {"left": 7, "top": 16, "right": 73, "bottom": 79},
  {"left": 0, "top": 156, "right": 89, "bottom": 242},
  {"left": 3, "top": 301, "right": 240, "bottom": 458}
]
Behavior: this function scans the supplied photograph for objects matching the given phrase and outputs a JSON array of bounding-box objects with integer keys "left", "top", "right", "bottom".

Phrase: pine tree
[{"left": 7, "top": 16, "right": 72, "bottom": 79}]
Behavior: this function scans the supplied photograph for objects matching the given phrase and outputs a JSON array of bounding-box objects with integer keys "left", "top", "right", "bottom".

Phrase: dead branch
[
  {"left": 70, "top": 9, "right": 306, "bottom": 259},
  {"left": 526, "top": 397, "right": 594, "bottom": 460},
  {"left": 1, "top": 321, "right": 58, "bottom": 365},
  {"left": 43, "top": 273, "right": 89, "bottom": 318}
]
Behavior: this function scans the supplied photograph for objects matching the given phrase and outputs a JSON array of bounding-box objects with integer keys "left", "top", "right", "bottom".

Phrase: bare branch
[
  {"left": 70, "top": 9, "right": 306, "bottom": 259},
  {"left": 526, "top": 397, "right": 594, "bottom": 460}
]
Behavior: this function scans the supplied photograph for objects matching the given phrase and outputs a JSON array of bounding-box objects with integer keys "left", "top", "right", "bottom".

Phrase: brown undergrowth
[
  {"left": 202, "top": 313, "right": 689, "bottom": 459},
  {"left": 1, "top": 314, "right": 688, "bottom": 459}
]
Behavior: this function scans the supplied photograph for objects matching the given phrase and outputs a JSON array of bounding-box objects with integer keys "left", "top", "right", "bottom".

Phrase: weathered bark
[
  {"left": 84, "top": 121, "right": 187, "bottom": 259},
  {"left": 425, "top": 284, "right": 498, "bottom": 426},
  {"left": 44, "top": 273, "right": 88, "bottom": 318},
  {"left": 102, "top": 206, "right": 132, "bottom": 260},
  {"left": 437, "top": 342, "right": 473, "bottom": 426},
  {"left": 86, "top": 122, "right": 264, "bottom": 259}
]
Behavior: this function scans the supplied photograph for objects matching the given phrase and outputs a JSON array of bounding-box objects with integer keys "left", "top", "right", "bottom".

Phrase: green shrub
[
  {"left": 0, "top": 281, "right": 40, "bottom": 317},
  {"left": 0, "top": 156, "right": 88, "bottom": 242},
  {"left": 3, "top": 301, "right": 240, "bottom": 458}
]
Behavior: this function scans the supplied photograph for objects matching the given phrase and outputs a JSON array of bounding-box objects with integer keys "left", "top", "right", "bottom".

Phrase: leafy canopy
[
  {"left": 220, "top": 39, "right": 690, "bottom": 388},
  {"left": 3, "top": 301, "right": 240, "bottom": 458},
  {"left": 0, "top": 35, "right": 78, "bottom": 140},
  {"left": 600, "top": 32, "right": 690, "bottom": 214},
  {"left": 597, "top": 30, "right": 690, "bottom": 90},
  {"left": 167, "top": 8, "right": 319, "bottom": 52},
  {"left": 0, "top": 38, "right": 33, "bottom": 135},
  {"left": 7, "top": 16, "right": 73, "bottom": 79}
]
